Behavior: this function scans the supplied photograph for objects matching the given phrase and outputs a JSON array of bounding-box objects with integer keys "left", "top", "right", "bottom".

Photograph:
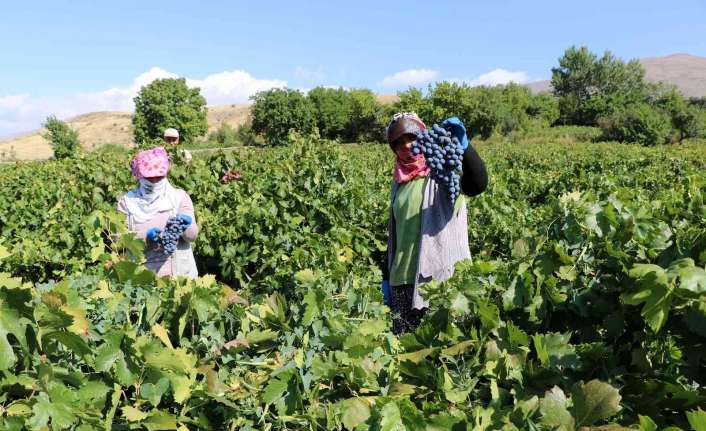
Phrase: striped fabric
[{"left": 387, "top": 178, "right": 471, "bottom": 310}]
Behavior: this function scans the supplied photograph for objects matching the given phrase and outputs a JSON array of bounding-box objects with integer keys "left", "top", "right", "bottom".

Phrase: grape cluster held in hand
[
  {"left": 412, "top": 124, "right": 464, "bottom": 201},
  {"left": 158, "top": 217, "right": 190, "bottom": 255}
]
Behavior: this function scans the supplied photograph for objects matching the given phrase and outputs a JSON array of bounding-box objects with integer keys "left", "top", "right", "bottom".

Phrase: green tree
[
  {"left": 42, "top": 116, "right": 80, "bottom": 159},
  {"left": 393, "top": 87, "right": 432, "bottom": 122},
  {"left": 552, "top": 46, "right": 646, "bottom": 125},
  {"left": 251, "top": 88, "right": 316, "bottom": 145},
  {"left": 346, "top": 89, "right": 386, "bottom": 142},
  {"left": 526, "top": 92, "right": 560, "bottom": 126},
  {"left": 308, "top": 87, "right": 353, "bottom": 140},
  {"left": 657, "top": 89, "right": 706, "bottom": 141},
  {"left": 132, "top": 78, "right": 208, "bottom": 146},
  {"left": 393, "top": 82, "right": 535, "bottom": 140}
]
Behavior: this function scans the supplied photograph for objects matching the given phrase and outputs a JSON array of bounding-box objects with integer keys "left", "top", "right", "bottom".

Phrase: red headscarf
[
  {"left": 394, "top": 145, "right": 429, "bottom": 184},
  {"left": 391, "top": 114, "right": 429, "bottom": 184}
]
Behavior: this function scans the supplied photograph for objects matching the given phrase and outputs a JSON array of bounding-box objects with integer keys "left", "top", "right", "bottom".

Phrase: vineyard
[{"left": 1, "top": 135, "right": 706, "bottom": 430}]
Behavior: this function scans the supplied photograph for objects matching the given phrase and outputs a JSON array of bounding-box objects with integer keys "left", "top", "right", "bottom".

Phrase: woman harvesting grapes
[
  {"left": 383, "top": 113, "right": 487, "bottom": 334},
  {"left": 117, "top": 147, "right": 200, "bottom": 278}
]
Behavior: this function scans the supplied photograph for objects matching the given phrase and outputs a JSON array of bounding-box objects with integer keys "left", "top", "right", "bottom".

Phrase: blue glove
[
  {"left": 441, "top": 117, "right": 469, "bottom": 150},
  {"left": 146, "top": 227, "right": 162, "bottom": 242},
  {"left": 382, "top": 280, "right": 392, "bottom": 307},
  {"left": 177, "top": 214, "right": 193, "bottom": 226}
]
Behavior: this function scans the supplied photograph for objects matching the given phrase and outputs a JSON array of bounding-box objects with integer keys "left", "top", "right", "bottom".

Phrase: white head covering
[
  {"left": 163, "top": 128, "right": 179, "bottom": 138},
  {"left": 122, "top": 178, "right": 181, "bottom": 225}
]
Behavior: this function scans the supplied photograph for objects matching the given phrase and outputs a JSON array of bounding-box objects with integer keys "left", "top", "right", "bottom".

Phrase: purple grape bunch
[
  {"left": 411, "top": 124, "right": 464, "bottom": 201},
  {"left": 158, "top": 216, "right": 190, "bottom": 255}
]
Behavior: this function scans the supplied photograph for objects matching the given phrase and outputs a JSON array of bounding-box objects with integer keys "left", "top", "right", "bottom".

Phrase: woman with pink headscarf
[
  {"left": 382, "top": 113, "right": 488, "bottom": 334},
  {"left": 117, "top": 147, "right": 199, "bottom": 279}
]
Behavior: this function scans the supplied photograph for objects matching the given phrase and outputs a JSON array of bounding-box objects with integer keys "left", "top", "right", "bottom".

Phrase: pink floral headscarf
[{"left": 131, "top": 147, "right": 170, "bottom": 179}]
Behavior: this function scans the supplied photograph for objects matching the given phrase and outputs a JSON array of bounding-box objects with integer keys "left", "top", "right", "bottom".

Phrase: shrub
[
  {"left": 527, "top": 92, "right": 560, "bottom": 126},
  {"left": 308, "top": 87, "right": 353, "bottom": 140},
  {"left": 251, "top": 88, "right": 316, "bottom": 145},
  {"left": 42, "top": 116, "right": 80, "bottom": 159},
  {"left": 600, "top": 104, "right": 674, "bottom": 146},
  {"left": 657, "top": 90, "right": 706, "bottom": 141},
  {"left": 209, "top": 123, "right": 239, "bottom": 147},
  {"left": 346, "top": 89, "right": 386, "bottom": 142}
]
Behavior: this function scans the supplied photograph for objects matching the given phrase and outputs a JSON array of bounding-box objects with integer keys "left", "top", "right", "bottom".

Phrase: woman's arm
[
  {"left": 459, "top": 145, "right": 488, "bottom": 196},
  {"left": 179, "top": 193, "right": 199, "bottom": 242}
]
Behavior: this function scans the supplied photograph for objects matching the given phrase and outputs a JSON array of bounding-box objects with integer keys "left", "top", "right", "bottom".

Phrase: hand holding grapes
[{"left": 156, "top": 216, "right": 191, "bottom": 255}]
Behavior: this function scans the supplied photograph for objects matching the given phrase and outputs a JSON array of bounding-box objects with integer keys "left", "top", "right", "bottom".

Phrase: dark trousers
[{"left": 390, "top": 284, "right": 427, "bottom": 335}]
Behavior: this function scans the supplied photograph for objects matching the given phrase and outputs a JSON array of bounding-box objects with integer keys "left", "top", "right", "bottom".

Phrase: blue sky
[{"left": 1, "top": 0, "right": 705, "bottom": 137}]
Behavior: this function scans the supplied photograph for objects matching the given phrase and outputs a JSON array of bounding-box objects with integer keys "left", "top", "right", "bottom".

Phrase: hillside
[{"left": 526, "top": 53, "right": 706, "bottom": 97}]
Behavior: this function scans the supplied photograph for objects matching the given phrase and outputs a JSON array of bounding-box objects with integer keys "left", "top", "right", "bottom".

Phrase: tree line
[{"left": 43, "top": 45, "right": 706, "bottom": 159}]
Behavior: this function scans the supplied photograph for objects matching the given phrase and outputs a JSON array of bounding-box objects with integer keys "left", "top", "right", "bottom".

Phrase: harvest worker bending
[
  {"left": 382, "top": 113, "right": 488, "bottom": 334},
  {"left": 118, "top": 147, "right": 199, "bottom": 278}
]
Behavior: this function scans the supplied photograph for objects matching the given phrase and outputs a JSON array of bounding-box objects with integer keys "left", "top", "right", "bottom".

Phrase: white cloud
[
  {"left": 0, "top": 67, "right": 286, "bottom": 139},
  {"left": 463, "top": 69, "right": 530, "bottom": 86},
  {"left": 380, "top": 69, "right": 439, "bottom": 87}
]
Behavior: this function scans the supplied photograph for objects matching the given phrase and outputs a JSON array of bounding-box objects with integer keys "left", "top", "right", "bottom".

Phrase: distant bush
[
  {"left": 394, "top": 82, "right": 556, "bottom": 140},
  {"left": 234, "top": 123, "right": 264, "bottom": 147},
  {"left": 209, "top": 123, "right": 239, "bottom": 147},
  {"left": 251, "top": 88, "right": 316, "bottom": 145},
  {"left": 526, "top": 92, "right": 560, "bottom": 126},
  {"left": 656, "top": 89, "right": 706, "bottom": 141},
  {"left": 251, "top": 87, "right": 386, "bottom": 145},
  {"left": 599, "top": 104, "right": 674, "bottom": 146},
  {"left": 42, "top": 116, "right": 80, "bottom": 159},
  {"left": 308, "top": 87, "right": 352, "bottom": 139},
  {"left": 346, "top": 89, "right": 386, "bottom": 142}
]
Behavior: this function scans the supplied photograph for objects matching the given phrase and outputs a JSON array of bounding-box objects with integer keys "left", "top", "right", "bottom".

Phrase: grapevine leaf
[
  {"left": 571, "top": 379, "right": 621, "bottom": 426},
  {"left": 0, "top": 300, "right": 28, "bottom": 370},
  {"left": 533, "top": 332, "right": 580, "bottom": 370},
  {"left": 338, "top": 397, "right": 371, "bottom": 430},
  {"left": 151, "top": 323, "right": 174, "bottom": 349},
  {"left": 302, "top": 289, "right": 320, "bottom": 326},
  {"left": 141, "top": 377, "right": 170, "bottom": 407},
  {"left": 262, "top": 369, "right": 294, "bottom": 404},
  {"left": 624, "top": 265, "right": 673, "bottom": 332},
  {"left": 638, "top": 415, "right": 658, "bottom": 431},
  {"left": 539, "top": 386, "right": 574, "bottom": 430},
  {"left": 687, "top": 408, "right": 706, "bottom": 431},
  {"left": 122, "top": 406, "right": 149, "bottom": 422},
  {"left": 380, "top": 401, "right": 406, "bottom": 431},
  {"left": 30, "top": 391, "right": 77, "bottom": 429}
]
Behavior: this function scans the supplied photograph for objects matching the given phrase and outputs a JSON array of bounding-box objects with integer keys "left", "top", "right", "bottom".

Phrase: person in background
[
  {"left": 163, "top": 127, "right": 193, "bottom": 163},
  {"left": 117, "top": 147, "right": 199, "bottom": 278},
  {"left": 382, "top": 112, "right": 488, "bottom": 334}
]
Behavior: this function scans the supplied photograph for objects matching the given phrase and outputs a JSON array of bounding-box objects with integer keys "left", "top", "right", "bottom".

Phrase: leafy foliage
[
  {"left": 132, "top": 78, "right": 208, "bottom": 146},
  {"left": 600, "top": 103, "right": 674, "bottom": 146},
  {"left": 0, "top": 136, "right": 705, "bottom": 429},
  {"left": 42, "top": 115, "right": 80, "bottom": 159},
  {"left": 552, "top": 45, "right": 647, "bottom": 125},
  {"left": 250, "top": 88, "right": 316, "bottom": 145},
  {"left": 394, "top": 82, "right": 559, "bottom": 139}
]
